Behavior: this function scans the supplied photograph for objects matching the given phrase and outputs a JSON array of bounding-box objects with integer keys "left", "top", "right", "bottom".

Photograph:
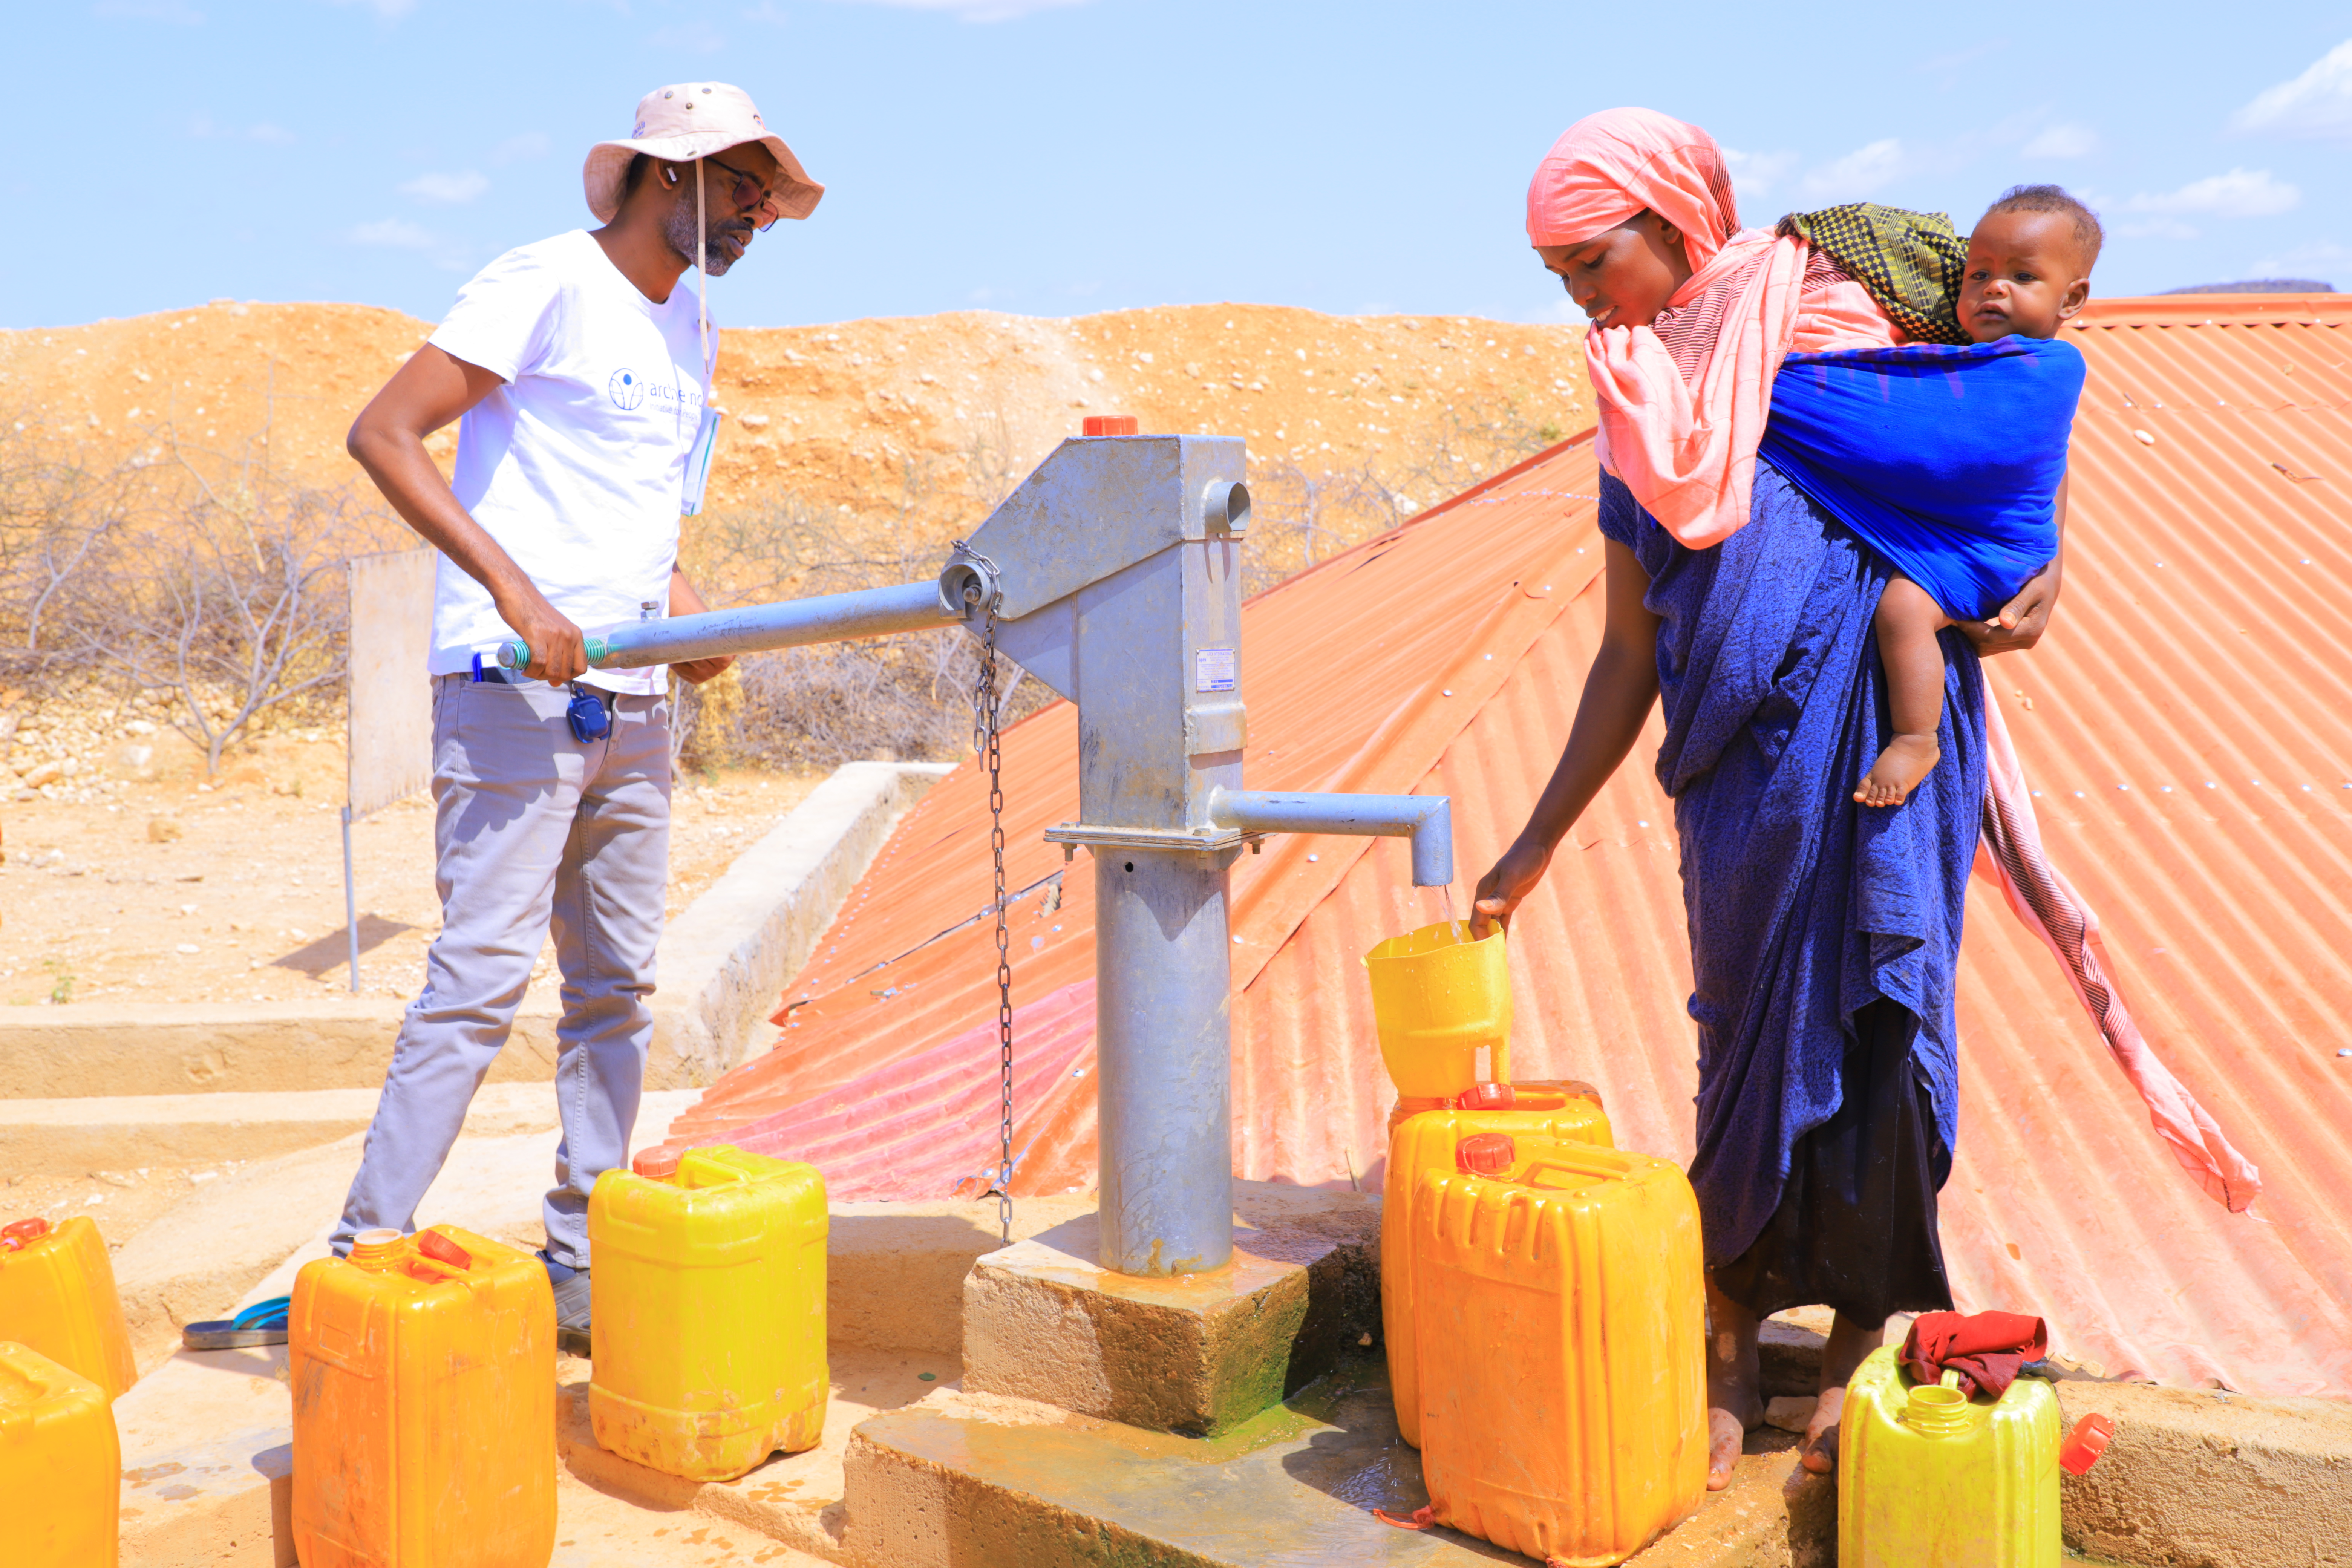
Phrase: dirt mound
[{"left": 0, "top": 297, "right": 1590, "bottom": 542}]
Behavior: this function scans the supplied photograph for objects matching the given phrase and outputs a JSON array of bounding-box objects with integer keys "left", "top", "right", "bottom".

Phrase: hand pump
[{"left": 499, "top": 432, "right": 1452, "bottom": 1277}]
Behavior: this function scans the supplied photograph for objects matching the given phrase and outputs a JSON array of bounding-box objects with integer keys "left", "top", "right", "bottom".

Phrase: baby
[{"left": 1856, "top": 185, "right": 2101, "bottom": 806}]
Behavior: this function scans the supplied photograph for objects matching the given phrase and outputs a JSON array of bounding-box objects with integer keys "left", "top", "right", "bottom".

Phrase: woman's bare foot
[
  {"left": 1704, "top": 1277, "right": 1764, "bottom": 1491},
  {"left": 1800, "top": 1385, "right": 1845, "bottom": 1474},
  {"left": 1802, "top": 1309, "right": 1891, "bottom": 1475},
  {"left": 1855, "top": 732, "right": 1940, "bottom": 807}
]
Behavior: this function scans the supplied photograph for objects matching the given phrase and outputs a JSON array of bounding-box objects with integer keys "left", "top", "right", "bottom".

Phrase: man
[{"left": 339, "top": 83, "right": 822, "bottom": 1349}]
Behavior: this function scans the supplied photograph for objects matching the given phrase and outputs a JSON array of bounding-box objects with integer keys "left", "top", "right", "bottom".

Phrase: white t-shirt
[{"left": 427, "top": 229, "right": 712, "bottom": 695}]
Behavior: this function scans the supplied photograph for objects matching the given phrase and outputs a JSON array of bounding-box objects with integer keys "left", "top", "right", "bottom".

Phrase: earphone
[{"left": 663, "top": 165, "right": 681, "bottom": 187}]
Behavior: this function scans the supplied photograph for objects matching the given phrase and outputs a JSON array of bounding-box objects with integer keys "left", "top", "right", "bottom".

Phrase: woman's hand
[
  {"left": 1470, "top": 836, "right": 1553, "bottom": 938},
  {"left": 1959, "top": 552, "right": 2062, "bottom": 657}
]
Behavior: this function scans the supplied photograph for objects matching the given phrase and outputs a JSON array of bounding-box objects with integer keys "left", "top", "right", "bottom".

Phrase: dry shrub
[{"left": 0, "top": 416, "right": 399, "bottom": 772}]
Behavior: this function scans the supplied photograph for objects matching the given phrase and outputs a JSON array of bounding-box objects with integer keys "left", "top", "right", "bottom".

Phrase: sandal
[{"left": 181, "top": 1295, "right": 291, "bottom": 1351}]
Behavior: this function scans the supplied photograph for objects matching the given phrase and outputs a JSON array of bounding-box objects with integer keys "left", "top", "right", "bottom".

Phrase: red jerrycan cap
[
  {"left": 1082, "top": 414, "right": 1139, "bottom": 437},
  {"left": 1457, "top": 1133, "right": 1516, "bottom": 1175},
  {"left": 415, "top": 1230, "right": 473, "bottom": 1270},
  {"left": 2, "top": 1218, "right": 50, "bottom": 1248},
  {"left": 633, "top": 1145, "right": 683, "bottom": 1179},
  {"left": 2060, "top": 1413, "right": 2115, "bottom": 1475},
  {"left": 1453, "top": 1082, "right": 1516, "bottom": 1111}
]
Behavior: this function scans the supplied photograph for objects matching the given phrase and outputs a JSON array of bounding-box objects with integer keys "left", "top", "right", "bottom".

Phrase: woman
[{"left": 1468, "top": 109, "right": 2066, "bottom": 1488}]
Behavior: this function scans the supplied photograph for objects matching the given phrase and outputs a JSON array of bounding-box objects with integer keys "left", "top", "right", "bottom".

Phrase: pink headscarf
[
  {"left": 1525, "top": 107, "right": 1740, "bottom": 270},
  {"left": 1528, "top": 109, "right": 1897, "bottom": 546}
]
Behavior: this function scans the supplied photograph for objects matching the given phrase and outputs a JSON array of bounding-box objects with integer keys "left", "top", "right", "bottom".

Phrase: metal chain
[{"left": 971, "top": 598, "right": 1015, "bottom": 1246}]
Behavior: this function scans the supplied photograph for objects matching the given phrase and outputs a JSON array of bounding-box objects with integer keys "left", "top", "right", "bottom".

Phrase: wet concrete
[{"left": 844, "top": 1357, "right": 1836, "bottom": 1568}]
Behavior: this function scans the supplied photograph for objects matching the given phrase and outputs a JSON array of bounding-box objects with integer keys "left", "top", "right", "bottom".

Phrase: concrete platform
[
  {"left": 0, "top": 1079, "right": 568, "bottom": 1168},
  {"left": 840, "top": 1357, "right": 1835, "bottom": 1568},
  {"left": 2056, "top": 1378, "right": 2352, "bottom": 1567}
]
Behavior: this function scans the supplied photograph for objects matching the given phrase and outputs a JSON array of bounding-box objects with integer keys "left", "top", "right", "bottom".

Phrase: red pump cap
[
  {"left": 415, "top": 1230, "right": 473, "bottom": 1271},
  {"left": 633, "top": 1145, "right": 683, "bottom": 1179},
  {"left": 1457, "top": 1133, "right": 1516, "bottom": 1175},
  {"left": 2060, "top": 1413, "right": 2115, "bottom": 1475},
  {"left": 1082, "top": 415, "right": 1139, "bottom": 437},
  {"left": 2, "top": 1218, "right": 50, "bottom": 1247},
  {"left": 1454, "top": 1083, "right": 1516, "bottom": 1111}
]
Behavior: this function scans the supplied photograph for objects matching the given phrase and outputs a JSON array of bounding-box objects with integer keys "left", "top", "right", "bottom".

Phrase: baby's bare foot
[{"left": 1855, "top": 733, "right": 1940, "bottom": 807}]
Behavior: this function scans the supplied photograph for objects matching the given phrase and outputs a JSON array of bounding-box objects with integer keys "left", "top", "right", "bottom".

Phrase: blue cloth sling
[{"left": 1757, "top": 336, "right": 2086, "bottom": 621}]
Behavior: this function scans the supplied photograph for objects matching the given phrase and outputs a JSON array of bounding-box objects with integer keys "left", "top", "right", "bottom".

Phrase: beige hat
[{"left": 583, "top": 83, "right": 823, "bottom": 225}]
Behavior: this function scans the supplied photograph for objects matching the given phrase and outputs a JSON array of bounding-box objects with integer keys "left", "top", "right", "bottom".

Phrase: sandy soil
[
  {"left": 0, "top": 731, "right": 822, "bottom": 1008},
  {"left": 0, "top": 299, "right": 1587, "bottom": 534}
]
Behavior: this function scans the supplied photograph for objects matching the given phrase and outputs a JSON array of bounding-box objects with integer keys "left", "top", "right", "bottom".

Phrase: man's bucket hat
[{"left": 583, "top": 83, "right": 823, "bottom": 225}]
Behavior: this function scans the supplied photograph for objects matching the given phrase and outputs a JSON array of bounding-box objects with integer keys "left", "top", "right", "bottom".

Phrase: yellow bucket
[{"left": 1362, "top": 920, "right": 1512, "bottom": 1098}]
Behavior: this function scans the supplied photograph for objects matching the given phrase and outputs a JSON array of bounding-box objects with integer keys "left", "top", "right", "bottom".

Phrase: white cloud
[
  {"left": 1722, "top": 148, "right": 1799, "bottom": 202},
  {"left": 347, "top": 219, "right": 438, "bottom": 250},
  {"left": 400, "top": 170, "right": 489, "bottom": 205},
  {"left": 824, "top": 0, "right": 1093, "bottom": 20},
  {"left": 649, "top": 20, "right": 726, "bottom": 50},
  {"left": 93, "top": 0, "right": 203, "bottom": 22},
  {"left": 1800, "top": 139, "right": 1908, "bottom": 201},
  {"left": 346, "top": 219, "right": 476, "bottom": 273},
  {"left": 2231, "top": 40, "right": 2352, "bottom": 140},
  {"left": 322, "top": 0, "right": 416, "bottom": 18},
  {"left": 189, "top": 115, "right": 298, "bottom": 145},
  {"left": 2246, "top": 239, "right": 2352, "bottom": 282},
  {"left": 490, "top": 132, "right": 550, "bottom": 165},
  {"left": 2022, "top": 122, "right": 2099, "bottom": 159},
  {"left": 2124, "top": 168, "right": 2300, "bottom": 218}
]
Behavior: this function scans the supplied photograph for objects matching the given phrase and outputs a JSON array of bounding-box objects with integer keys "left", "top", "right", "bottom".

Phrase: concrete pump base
[{"left": 960, "top": 1181, "right": 1381, "bottom": 1438}]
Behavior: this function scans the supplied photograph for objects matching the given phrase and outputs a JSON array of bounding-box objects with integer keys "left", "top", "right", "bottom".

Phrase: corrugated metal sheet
[{"left": 675, "top": 296, "right": 2352, "bottom": 1396}]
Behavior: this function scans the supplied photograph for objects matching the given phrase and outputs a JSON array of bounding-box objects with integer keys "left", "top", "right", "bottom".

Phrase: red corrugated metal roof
[{"left": 674, "top": 296, "right": 2352, "bottom": 1397}]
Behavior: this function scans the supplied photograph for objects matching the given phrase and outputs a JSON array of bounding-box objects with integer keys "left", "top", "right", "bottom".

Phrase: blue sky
[{"left": 11, "top": 1, "right": 2351, "bottom": 329}]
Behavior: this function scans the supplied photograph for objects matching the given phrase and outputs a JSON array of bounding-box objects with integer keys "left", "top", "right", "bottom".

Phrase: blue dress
[{"left": 1599, "top": 459, "right": 1986, "bottom": 1296}]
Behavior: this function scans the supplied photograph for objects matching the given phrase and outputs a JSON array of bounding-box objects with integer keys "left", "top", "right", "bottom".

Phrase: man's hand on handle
[
  {"left": 493, "top": 583, "right": 589, "bottom": 686},
  {"left": 665, "top": 565, "right": 733, "bottom": 686}
]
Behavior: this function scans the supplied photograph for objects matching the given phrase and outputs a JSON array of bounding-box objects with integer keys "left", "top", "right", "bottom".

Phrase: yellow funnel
[{"left": 1362, "top": 920, "right": 1512, "bottom": 1098}]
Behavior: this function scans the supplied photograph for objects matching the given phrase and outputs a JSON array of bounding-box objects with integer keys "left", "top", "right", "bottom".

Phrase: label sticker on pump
[{"left": 1195, "top": 647, "right": 1237, "bottom": 693}]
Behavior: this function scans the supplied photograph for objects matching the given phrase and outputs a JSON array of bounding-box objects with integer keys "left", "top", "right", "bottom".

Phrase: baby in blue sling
[{"left": 1761, "top": 187, "right": 2101, "bottom": 805}]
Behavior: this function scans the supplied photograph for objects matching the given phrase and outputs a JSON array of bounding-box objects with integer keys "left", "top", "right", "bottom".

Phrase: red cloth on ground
[{"left": 1902, "top": 1310, "right": 2049, "bottom": 1398}]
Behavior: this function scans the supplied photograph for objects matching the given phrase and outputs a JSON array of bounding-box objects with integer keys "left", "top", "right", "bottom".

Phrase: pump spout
[{"left": 1207, "top": 787, "right": 1452, "bottom": 887}]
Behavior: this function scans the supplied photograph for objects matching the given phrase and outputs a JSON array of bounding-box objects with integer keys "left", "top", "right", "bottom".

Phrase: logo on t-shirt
[{"left": 608, "top": 368, "right": 647, "bottom": 412}]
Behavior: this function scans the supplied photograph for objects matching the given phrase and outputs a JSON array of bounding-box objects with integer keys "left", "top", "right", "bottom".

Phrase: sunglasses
[{"left": 703, "top": 155, "right": 783, "bottom": 233}]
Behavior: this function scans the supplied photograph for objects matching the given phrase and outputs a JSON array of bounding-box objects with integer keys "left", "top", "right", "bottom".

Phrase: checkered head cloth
[{"left": 1778, "top": 204, "right": 1973, "bottom": 345}]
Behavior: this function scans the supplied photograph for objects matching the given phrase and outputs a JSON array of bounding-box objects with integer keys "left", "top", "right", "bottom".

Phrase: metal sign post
[{"left": 345, "top": 549, "right": 438, "bottom": 993}]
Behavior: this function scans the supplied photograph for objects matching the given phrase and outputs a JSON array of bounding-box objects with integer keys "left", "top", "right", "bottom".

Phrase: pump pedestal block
[{"left": 960, "top": 1188, "right": 1378, "bottom": 1439}]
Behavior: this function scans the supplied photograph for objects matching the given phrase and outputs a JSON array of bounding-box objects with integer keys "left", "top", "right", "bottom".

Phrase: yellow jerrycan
[
  {"left": 1363, "top": 920, "right": 1512, "bottom": 1099},
  {"left": 1410, "top": 1134, "right": 1707, "bottom": 1565},
  {"left": 588, "top": 1144, "right": 829, "bottom": 1481},
  {"left": 1839, "top": 1344, "right": 2063, "bottom": 1566},
  {"left": 1383, "top": 1083, "right": 1613, "bottom": 1448},
  {"left": 0, "top": 1340, "right": 119, "bottom": 1568},
  {"left": 0, "top": 1216, "right": 137, "bottom": 1401},
  {"left": 290, "top": 1225, "right": 557, "bottom": 1568}
]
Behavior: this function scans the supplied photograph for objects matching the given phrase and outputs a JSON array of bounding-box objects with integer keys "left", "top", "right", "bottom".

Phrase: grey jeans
[{"left": 334, "top": 673, "right": 671, "bottom": 1268}]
